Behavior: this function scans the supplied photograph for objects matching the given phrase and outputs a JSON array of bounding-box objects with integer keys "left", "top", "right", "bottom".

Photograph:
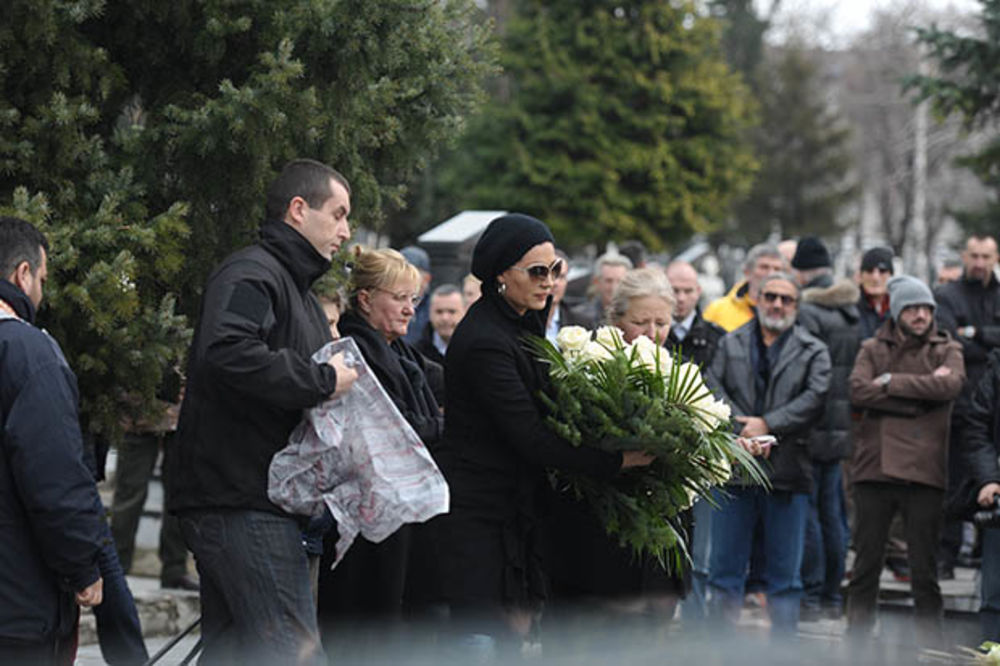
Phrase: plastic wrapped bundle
[{"left": 268, "top": 337, "right": 449, "bottom": 567}]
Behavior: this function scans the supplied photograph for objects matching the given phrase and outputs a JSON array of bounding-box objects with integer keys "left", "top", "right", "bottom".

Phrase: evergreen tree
[
  {"left": 732, "top": 45, "right": 856, "bottom": 241},
  {"left": 907, "top": 0, "right": 1000, "bottom": 235},
  {"left": 0, "top": 0, "right": 495, "bottom": 440},
  {"left": 432, "top": 0, "right": 757, "bottom": 249}
]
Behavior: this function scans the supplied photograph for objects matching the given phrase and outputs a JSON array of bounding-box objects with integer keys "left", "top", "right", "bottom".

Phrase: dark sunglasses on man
[
  {"left": 760, "top": 291, "right": 797, "bottom": 306},
  {"left": 511, "top": 259, "right": 564, "bottom": 281}
]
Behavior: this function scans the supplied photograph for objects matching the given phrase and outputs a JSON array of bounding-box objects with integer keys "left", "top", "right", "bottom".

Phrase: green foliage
[
  {"left": 908, "top": 0, "right": 1000, "bottom": 236},
  {"left": 0, "top": 0, "right": 496, "bottom": 440},
  {"left": 431, "top": 0, "right": 757, "bottom": 249},
  {"left": 731, "top": 46, "right": 856, "bottom": 241},
  {"left": 527, "top": 333, "right": 766, "bottom": 570}
]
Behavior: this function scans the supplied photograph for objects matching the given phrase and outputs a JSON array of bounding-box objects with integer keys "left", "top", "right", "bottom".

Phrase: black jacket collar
[
  {"left": 259, "top": 220, "right": 332, "bottom": 293},
  {"left": 0, "top": 280, "right": 36, "bottom": 323},
  {"left": 480, "top": 287, "right": 551, "bottom": 337}
]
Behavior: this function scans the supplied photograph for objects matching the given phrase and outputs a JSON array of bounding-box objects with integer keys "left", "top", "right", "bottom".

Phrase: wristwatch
[
  {"left": 875, "top": 372, "right": 892, "bottom": 387},
  {"left": 962, "top": 325, "right": 976, "bottom": 338}
]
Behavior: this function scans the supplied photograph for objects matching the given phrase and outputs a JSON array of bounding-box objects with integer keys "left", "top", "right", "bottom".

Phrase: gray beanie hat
[{"left": 887, "top": 275, "right": 935, "bottom": 321}]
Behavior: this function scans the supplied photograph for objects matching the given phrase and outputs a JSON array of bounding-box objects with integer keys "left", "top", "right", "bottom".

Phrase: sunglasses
[
  {"left": 510, "top": 259, "right": 564, "bottom": 281},
  {"left": 760, "top": 291, "right": 797, "bottom": 306}
]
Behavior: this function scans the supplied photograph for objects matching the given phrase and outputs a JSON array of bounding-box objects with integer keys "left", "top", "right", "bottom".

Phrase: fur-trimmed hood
[{"left": 802, "top": 278, "right": 860, "bottom": 309}]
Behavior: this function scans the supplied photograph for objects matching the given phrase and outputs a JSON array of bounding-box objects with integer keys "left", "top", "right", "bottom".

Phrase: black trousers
[{"left": 847, "top": 481, "right": 944, "bottom": 642}]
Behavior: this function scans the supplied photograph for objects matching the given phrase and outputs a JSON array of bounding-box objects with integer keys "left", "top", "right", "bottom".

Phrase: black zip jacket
[
  {"left": 0, "top": 281, "right": 103, "bottom": 645},
  {"left": 169, "top": 221, "right": 338, "bottom": 515},
  {"left": 935, "top": 273, "right": 1000, "bottom": 414}
]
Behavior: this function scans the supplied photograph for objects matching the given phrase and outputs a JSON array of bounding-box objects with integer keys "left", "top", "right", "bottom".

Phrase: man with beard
[
  {"left": 703, "top": 243, "right": 786, "bottom": 332},
  {"left": 706, "top": 273, "right": 830, "bottom": 636},
  {"left": 934, "top": 234, "right": 1000, "bottom": 578},
  {"left": 846, "top": 276, "right": 964, "bottom": 647}
]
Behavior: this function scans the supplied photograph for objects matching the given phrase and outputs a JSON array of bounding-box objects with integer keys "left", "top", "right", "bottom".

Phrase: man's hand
[
  {"left": 979, "top": 482, "right": 1000, "bottom": 507},
  {"left": 327, "top": 352, "right": 358, "bottom": 399},
  {"left": 621, "top": 450, "right": 656, "bottom": 469},
  {"left": 76, "top": 578, "right": 103, "bottom": 607},
  {"left": 736, "top": 436, "right": 772, "bottom": 459},
  {"left": 933, "top": 366, "right": 952, "bottom": 378},
  {"left": 735, "top": 416, "right": 769, "bottom": 439}
]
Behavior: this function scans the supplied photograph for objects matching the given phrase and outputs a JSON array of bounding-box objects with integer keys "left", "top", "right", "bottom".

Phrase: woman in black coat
[
  {"left": 435, "top": 214, "right": 652, "bottom": 653},
  {"left": 317, "top": 247, "right": 444, "bottom": 627}
]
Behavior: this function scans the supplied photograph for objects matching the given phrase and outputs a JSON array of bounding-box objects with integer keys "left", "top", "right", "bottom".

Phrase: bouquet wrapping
[{"left": 531, "top": 325, "right": 766, "bottom": 571}]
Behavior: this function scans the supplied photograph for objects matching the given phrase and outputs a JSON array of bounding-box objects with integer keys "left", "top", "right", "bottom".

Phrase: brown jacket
[{"left": 849, "top": 319, "right": 965, "bottom": 489}]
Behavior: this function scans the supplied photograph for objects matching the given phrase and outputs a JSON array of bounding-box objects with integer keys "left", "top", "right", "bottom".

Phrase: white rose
[
  {"left": 631, "top": 335, "right": 666, "bottom": 372},
  {"left": 581, "top": 340, "right": 613, "bottom": 363},
  {"left": 556, "top": 325, "right": 590, "bottom": 353},
  {"left": 677, "top": 361, "right": 704, "bottom": 388},
  {"left": 691, "top": 394, "right": 731, "bottom": 432},
  {"left": 594, "top": 325, "right": 625, "bottom": 350}
]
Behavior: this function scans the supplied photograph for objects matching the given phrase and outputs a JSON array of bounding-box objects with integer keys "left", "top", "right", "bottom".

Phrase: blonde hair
[
  {"left": 607, "top": 267, "right": 676, "bottom": 325},
  {"left": 348, "top": 246, "right": 420, "bottom": 310}
]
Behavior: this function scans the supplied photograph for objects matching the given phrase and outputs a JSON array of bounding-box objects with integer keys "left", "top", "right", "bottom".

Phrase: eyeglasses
[
  {"left": 510, "top": 259, "right": 564, "bottom": 281},
  {"left": 760, "top": 291, "right": 797, "bottom": 306},
  {"left": 375, "top": 287, "right": 420, "bottom": 306}
]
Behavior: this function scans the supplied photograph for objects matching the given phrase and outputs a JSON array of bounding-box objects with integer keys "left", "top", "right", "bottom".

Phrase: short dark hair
[
  {"left": 265, "top": 159, "right": 351, "bottom": 222},
  {"left": 431, "top": 283, "right": 462, "bottom": 300},
  {"left": 0, "top": 216, "right": 49, "bottom": 279}
]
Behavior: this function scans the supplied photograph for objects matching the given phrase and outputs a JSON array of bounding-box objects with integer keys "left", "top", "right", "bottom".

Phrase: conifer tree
[
  {"left": 432, "top": 0, "right": 756, "bottom": 249},
  {"left": 0, "top": 0, "right": 495, "bottom": 440},
  {"left": 908, "top": 0, "right": 1000, "bottom": 235},
  {"left": 732, "top": 45, "right": 856, "bottom": 241}
]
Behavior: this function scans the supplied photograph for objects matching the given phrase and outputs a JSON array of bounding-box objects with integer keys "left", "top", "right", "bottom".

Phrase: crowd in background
[{"left": 4, "top": 157, "right": 1000, "bottom": 665}]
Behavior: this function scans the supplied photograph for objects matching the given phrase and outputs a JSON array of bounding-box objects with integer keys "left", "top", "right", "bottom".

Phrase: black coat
[
  {"left": 857, "top": 291, "right": 889, "bottom": 341},
  {"left": 960, "top": 349, "right": 1000, "bottom": 492},
  {"left": 413, "top": 322, "right": 447, "bottom": 406},
  {"left": 437, "top": 289, "right": 621, "bottom": 608},
  {"left": 0, "top": 281, "right": 104, "bottom": 645},
  {"left": 169, "top": 221, "right": 338, "bottom": 515},
  {"left": 338, "top": 311, "right": 443, "bottom": 449},
  {"left": 935, "top": 273, "right": 1000, "bottom": 415},
  {"left": 318, "top": 311, "right": 443, "bottom": 620},
  {"left": 797, "top": 275, "right": 861, "bottom": 461},
  {"left": 666, "top": 308, "right": 725, "bottom": 368}
]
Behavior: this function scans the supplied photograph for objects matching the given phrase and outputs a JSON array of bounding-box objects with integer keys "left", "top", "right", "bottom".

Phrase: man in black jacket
[
  {"left": 792, "top": 238, "right": 860, "bottom": 619},
  {"left": 169, "top": 159, "right": 358, "bottom": 665},
  {"left": 935, "top": 233, "right": 1000, "bottom": 577},
  {"left": 960, "top": 350, "right": 1000, "bottom": 641},
  {"left": 666, "top": 261, "right": 725, "bottom": 368},
  {"left": 666, "top": 260, "right": 725, "bottom": 622},
  {"left": 0, "top": 217, "right": 105, "bottom": 665}
]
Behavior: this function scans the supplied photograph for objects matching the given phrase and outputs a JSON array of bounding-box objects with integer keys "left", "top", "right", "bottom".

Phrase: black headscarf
[{"left": 471, "top": 214, "right": 555, "bottom": 293}]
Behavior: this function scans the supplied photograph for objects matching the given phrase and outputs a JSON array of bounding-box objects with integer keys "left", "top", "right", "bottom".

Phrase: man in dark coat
[
  {"left": 666, "top": 261, "right": 725, "bottom": 368},
  {"left": 960, "top": 350, "right": 1000, "bottom": 641},
  {"left": 846, "top": 276, "right": 965, "bottom": 645},
  {"left": 791, "top": 237, "right": 860, "bottom": 618},
  {"left": 706, "top": 272, "right": 831, "bottom": 636},
  {"left": 414, "top": 283, "right": 465, "bottom": 367},
  {"left": 934, "top": 233, "right": 1000, "bottom": 577},
  {"left": 856, "top": 247, "right": 894, "bottom": 340},
  {"left": 0, "top": 217, "right": 105, "bottom": 665},
  {"left": 666, "top": 260, "right": 725, "bottom": 621},
  {"left": 168, "top": 159, "right": 358, "bottom": 664}
]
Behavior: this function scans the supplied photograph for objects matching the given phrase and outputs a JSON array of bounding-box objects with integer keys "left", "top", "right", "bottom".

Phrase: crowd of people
[{"left": 2, "top": 157, "right": 1000, "bottom": 665}]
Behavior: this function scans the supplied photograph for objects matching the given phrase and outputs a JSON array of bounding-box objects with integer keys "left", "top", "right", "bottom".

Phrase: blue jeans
[
  {"left": 180, "top": 509, "right": 325, "bottom": 666},
  {"left": 681, "top": 497, "right": 713, "bottom": 622},
  {"left": 708, "top": 486, "right": 809, "bottom": 635},
  {"left": 93, "top": 497, "right": 149, "bottom": 665},
  {"left": 981, "top": 528, "right": 1000, "bottom": 642},
  {"left": 801, "top": 461, "right": 847, "bottom": 609}
]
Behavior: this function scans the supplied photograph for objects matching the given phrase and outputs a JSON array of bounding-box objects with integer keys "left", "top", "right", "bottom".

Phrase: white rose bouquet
[{"left": 531, "top": 326, "right": 767, "bottom": 571}]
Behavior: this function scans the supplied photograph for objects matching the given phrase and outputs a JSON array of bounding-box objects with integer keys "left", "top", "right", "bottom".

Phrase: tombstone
[{"left": 417, "top": 210, "right": 506, "bottom": 289}]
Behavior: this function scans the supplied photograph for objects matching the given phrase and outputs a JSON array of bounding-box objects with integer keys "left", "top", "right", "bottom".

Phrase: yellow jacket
[{"left": 702, "top": 281, "right": 755, "bottom": 332}]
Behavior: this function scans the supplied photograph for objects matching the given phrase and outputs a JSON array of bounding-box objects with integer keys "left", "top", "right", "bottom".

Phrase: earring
[{"left": 497, "top": 282, "right": 507, "bottom": 297}]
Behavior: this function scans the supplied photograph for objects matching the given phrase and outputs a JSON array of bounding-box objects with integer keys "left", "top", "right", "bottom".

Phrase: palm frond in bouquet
[{"left": 527, "top": 325, "right": 768, "bottom": 572}]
